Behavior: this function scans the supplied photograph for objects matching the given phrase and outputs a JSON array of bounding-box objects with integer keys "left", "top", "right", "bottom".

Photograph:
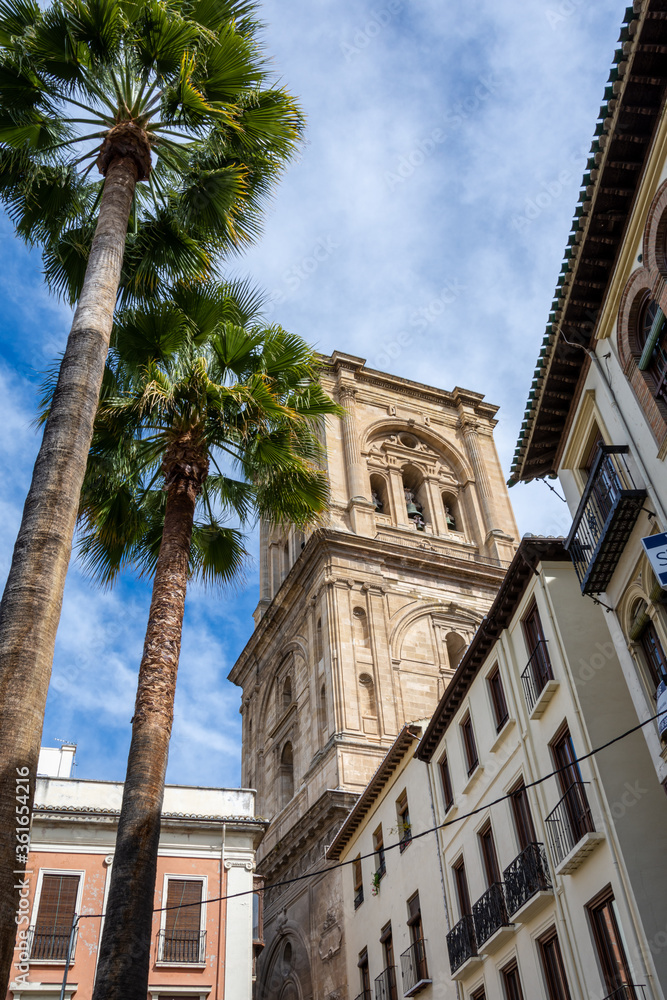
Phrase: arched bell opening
[
  {"left": 442, "top": 491, "right": 462, "bottom": 533},
  {"left": 370, "top": 473, "right": 390, "bottom": 517},
  {"left": 401, "top": 465, "right": 427, "bottom": 531}
]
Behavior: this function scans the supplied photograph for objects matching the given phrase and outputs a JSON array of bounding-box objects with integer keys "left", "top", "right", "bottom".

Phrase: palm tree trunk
[
  {"left": 92, "top": 441, "right": 207, "bottom": 1000},
  {"left": 0, "top": 155, "right": 139, "bottom": 994}
]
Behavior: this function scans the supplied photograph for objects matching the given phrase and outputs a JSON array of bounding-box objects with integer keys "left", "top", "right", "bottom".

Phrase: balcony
[
  {"left": 521, "top": 640, "right": 558, "bottom": 718},
  {"left": 602, "top": 987, "right": 647, "bottom": 1000},
  {"left": 27, "top": 923, "right": 78, "bottom": 962},
  {"left": 503, "top": 843, "right": 553, "bottom": 921},
  {"left": 157, "top": 928, "right": 206, "bottom": 964},
  {"left": 400, "top": 939, "right": 431, "bottom": 997},
  {"left": 446, "top": 914, "right": 480, "bottom": 978},
  {"left": 545, "top": 782, "right": 603, "bottom": 874},
  {"left": 374, "top": 965, "right": 398, "bottom": 1000},
  {"left": 565, "top": 445, "right": 646, "bottom": 595},
  {"left": 472, "top": 882, "right": 514, "bottom": 952}
]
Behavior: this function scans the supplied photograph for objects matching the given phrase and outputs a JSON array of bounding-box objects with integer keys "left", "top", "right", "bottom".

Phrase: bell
[{"left": 406, "top": 501, "right": 420, "bottom": 516}]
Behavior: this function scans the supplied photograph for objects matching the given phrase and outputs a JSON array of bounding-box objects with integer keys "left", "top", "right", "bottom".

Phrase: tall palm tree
[
  {"left": 0, "top": 1, "right": 302, "bottom": 984},
  {"left": 63, "top": 282, "right": 341, "bottom": 1000}
]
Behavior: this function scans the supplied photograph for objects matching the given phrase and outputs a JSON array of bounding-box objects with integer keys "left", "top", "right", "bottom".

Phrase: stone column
[
  {"left": 460, "top": 416, "right": 496, "bottom": 536},
  {"left": 338, "top": 384, "right": 368, "bottom": 501},
  {"left": 388, "top": 468, "right": 410, "bottom": 526},
  {"left": 424, "top": 477, "right": 447, "bottom": 535}
]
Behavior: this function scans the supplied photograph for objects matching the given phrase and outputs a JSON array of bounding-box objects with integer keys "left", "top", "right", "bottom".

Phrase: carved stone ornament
[
  {"left": 224, "top": 857, "right": 255, "bottom": 871},
  {"left": 318, "top": 909, "right": 342, "bottom": 961}
]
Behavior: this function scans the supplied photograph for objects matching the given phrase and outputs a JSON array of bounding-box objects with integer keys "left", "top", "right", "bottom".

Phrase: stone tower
[{"left": 228, "top": 352, "right": 518, "bottom": 1000}]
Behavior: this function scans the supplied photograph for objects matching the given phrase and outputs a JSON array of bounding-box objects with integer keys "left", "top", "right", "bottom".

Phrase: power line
[{"left": 60, "top": 708, "right": 667, "bottom": 919}]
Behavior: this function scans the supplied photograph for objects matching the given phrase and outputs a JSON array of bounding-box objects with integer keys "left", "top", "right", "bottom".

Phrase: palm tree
[
  {"left": 0, "top": 1, "right": 302, "bottom": 983},
  {"left": 64, "top": 282, "right": 341, "bottom": 1000}
]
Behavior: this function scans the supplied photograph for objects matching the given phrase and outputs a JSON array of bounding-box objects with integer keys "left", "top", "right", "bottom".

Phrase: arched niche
[
  {"left": 359, "top": 672, "right": 377, "bottom": 717},
  {"left": 446, "top": 631, "right": 467, "bottom": 669},
  {"left": 352, "top": 606, "right": 370, "bottom": 647},
  {"left": 280, "top": 742, "right": 294, "bottom": 806}
]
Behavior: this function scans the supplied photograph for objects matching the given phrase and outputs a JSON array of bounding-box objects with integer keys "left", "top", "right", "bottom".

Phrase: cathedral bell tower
[{"left": 228, "top": 352, "right": 518, "bottom": 1000}]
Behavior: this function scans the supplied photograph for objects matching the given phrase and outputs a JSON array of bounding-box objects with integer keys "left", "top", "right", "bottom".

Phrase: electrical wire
[{"left": 54, "top": 707, "right": 667, "bottom": 920}]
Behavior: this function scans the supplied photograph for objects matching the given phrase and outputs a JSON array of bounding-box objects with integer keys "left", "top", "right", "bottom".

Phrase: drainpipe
[{"left": 217, "top": 822, "right": 226, "bottom": 1000}]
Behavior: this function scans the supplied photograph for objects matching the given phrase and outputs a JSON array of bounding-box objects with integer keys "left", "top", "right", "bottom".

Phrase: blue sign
[{"left": 641, "top": 532, "right": 667, "bottom": 587}]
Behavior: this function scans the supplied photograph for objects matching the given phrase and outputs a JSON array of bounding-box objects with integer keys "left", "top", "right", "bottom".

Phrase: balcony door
[
  {"left": 510, "top": 780, "right": 537, "bottom": 851},
  {"left": 551, "top": 726, "right": 593, "bottom": 841},
  {"left": 478, "top": 822, "right": 501, "bottom": 887},
  {"left": 380, "top": 922, "right": 398, "bottom": 1000},
  {"left": 588, "top": 888, "right": 634, "bottom": 996},
  {"left": 453, "top": 858, "right": 471, "bottom": 918},
  {"left": 32, "top": 872, "right": 80, "bottom": 961},
  {"left": 162, "top": 878, "right": 204, "bottom": 963}
]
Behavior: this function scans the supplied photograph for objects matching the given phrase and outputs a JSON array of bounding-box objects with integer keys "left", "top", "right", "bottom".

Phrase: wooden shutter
[
  {"left": 165, "top": 879, "right": 202, "bottom": 934},
  {"left": 35, "top": 874, "right": 79, "bottom": 932}
]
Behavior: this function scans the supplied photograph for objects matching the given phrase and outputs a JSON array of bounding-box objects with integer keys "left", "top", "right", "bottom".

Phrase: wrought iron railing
[
  {"left": 398, "top": 828, "right": 412, "bottom": 853},
  {"left": 565, "top": 445, "right": 646, "bottom": 594},
  {"left": 400, "top": 939, "right": 430, "bottom": 993},
  {"left": 601, "top": 985, "right": 647, "bottom": 1000},
  {"left": 521, "top": 640, "right": 554, "bottom": 712},
  {"left": 374, "top": 965, "right": 398, "bottom": 1000},
  {"left": 545, "top": 782, "right": 595, "bottom": 867},
  {"left": 27, "top": 923, "right": 78, "bottom": 961},
  {"left": 446, "top": 914, "right": 477, "bottom": 973},
  {"left": 375, "top": 855, "right": 386, "bottom": 880},
  {"left": 353, "top": 992, "right": 372, "bottom": 1000},
  {"left": 157, "top": 928, "right": 206, "bottom": 963},
  {"left": 354, "top": 887, "right": 364, "bottom": 909},
  {"left": 472, "top": 882, "right": 512, "bottom": 947},
  {"left": 503, "top": 842, "right": 552, "bottom": 916}
]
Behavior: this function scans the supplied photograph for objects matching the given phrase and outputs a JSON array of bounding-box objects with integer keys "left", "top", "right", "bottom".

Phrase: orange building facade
[{"left": 9, "top": 746, "right": 266, "bottom": 1000}]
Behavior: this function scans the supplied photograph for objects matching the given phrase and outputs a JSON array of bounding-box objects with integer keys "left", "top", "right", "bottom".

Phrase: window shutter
[
  {"left": 35, "top": 874, "right": 79, "bottom": 932},
  {"left": 165, "top": 879, "right": 202, "bottom": 935}
]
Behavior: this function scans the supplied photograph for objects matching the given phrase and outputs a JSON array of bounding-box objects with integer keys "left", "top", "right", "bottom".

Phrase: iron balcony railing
[
  {"left": 353, "top": 993, "right": 372, "bottom": 1000},
  {"left": 374, "top": 965, "right": 398, "bottom": 1000},
  {"left": 446, "top": 914, "right": 477, "bottom": 974},
  {"left": 521, "top": 640, "right": 554, "bottom": 712},
  {"left": 375, "top": 855, "right": 386, "bottom": 880},
  {"left": 472, "top": 882, "right": 512, "bottom": 947},
  {"left": 565, "top": 445, "right": 646, "bottom": 595},
  {"left": 400, "top": 939, "right": 430, "bottom": 994},
  {"left": 545, "top": 782, "right": 595, "bottom": 867},
  {"left": 601, "top": 986, "right": 647, "bottom": 1000},
  {"left": 354, "top": 886, "right": 364, "bottom": 909},
  {"left": 157, "top": 928, "right": 206, "bottom": 964},
  {"left": 398, "top": 828, "right": 412, "bottom": 853},
  {"left": 27, "top": 923, "right": 78, "bottom": 961},
  {"left": 503, "top": 842, "right": 552, "bottom": 917}
]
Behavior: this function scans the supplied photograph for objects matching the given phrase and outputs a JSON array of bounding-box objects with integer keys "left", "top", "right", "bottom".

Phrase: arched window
[
  {"left": 446, "top": 631, "right": 466, "bottom": 670},
  {"left": 402, "top": 465, "right": 427, "bottom": 530},
  {"left": 282, "top": 676, "right": 292, "bottom": 710},
  {"left": 637, "top": 297, "right": 667, "bottom": 404},
  {"left": 442, "top": 491, "right": 461, "bottom": 533},
  {"left": 280, "top": 742, "right": 294, "bottom": 806},
  {"left": 370, "top": 474, "right": 390, "bottom": 516},
  {"left": 316, "top": 617, "right": 323, "bottom": 662},
  {"left": 629, "top": 598, "right": 667, "bottom": 692},
  {"left": 319, "top": 683, "right": 327, "bottom": 736},
  {"left": 353, "top": 607, "right": 370, "bottom": 647},
  {"left": 359, "top": 673, "right": 377, "bottom": 717}
]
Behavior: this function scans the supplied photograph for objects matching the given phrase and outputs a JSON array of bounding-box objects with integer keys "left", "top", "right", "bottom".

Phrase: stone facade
[{"left": 228, "top": 352, "right": 519, "bottom": 1000}]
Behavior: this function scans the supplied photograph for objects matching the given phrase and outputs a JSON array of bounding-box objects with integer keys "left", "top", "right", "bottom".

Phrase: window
[
  {"left": 319, "top": 683, "right": 327, "bottom": 737},
  {"left": 353, "top": 855, "right": 364, "bottom": 909},
  {"left": 587, "top": 887, "right": 634, "bottom": 994},
  {"left": 460, "top": 713, "right": 478, "bottom": 777},
  {"left": 282, "top": 675, "right": 292, "bottom": 709},
  {"left": 161, "top": 878, "right": 204, "bottom": 963},
  {"left": 280, "top": 742, "right": 294, "bottom": 807},
  {"left": 510, "top": 780, "right": 537, "bottom": 851},
  {"left": 637, "top": 297, "right": 667, "bottom": 403},
  {"left": 407, "top": 893, "right": 428, "bottom": 981},
  {"left": 638, "top": 617, "right": 667, "bottom": 690},
  {"left": 539, "top": 927, "right": 572, "bottom": 1000},
  {"left": 358, "top": 948, "right": 371, "bottom": 999},
  {"left": 550, "top": 725, "right": 594, "bottom": 843},
  {"left": 521, "top": 602, "right": 554, "bottom": 707},
  {"left": 373, "top": 825, "right": 386, "bottom": 879},
  {"left": 488, "top": 664, "right": 509, "bottom": 732},
  {"left": 31, "top": 873, "right": 80, "bottom": 961},
  {"left": 440, "top": 753, "right": 454, "bottom": 812},
  {"left": 502, "top": 960, "right": 525, "bottom": 1000},
  {"left": 471, "top": 988, "right": 487, "bottom": 1000},
  {"left": 380, "top": 922, "right": 398, "bottom": 1000},
  {"left": 397, "top": 792, "right": 412, "bottom": 852},
  {"left": 453, "top": 857, "right": 471, "bottom": 918},
  {"left": 478, "top": 822, "right": 501, "bottom": 887}
]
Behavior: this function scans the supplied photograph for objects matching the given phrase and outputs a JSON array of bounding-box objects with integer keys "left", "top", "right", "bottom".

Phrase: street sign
[{"left": 641, "top": 532, "right": 667, "bottom": 587}]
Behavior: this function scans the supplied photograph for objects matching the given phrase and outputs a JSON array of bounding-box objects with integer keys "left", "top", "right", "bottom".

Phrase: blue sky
[{"left": 0, "top": 0, "right": 624, "bottom": 787}]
